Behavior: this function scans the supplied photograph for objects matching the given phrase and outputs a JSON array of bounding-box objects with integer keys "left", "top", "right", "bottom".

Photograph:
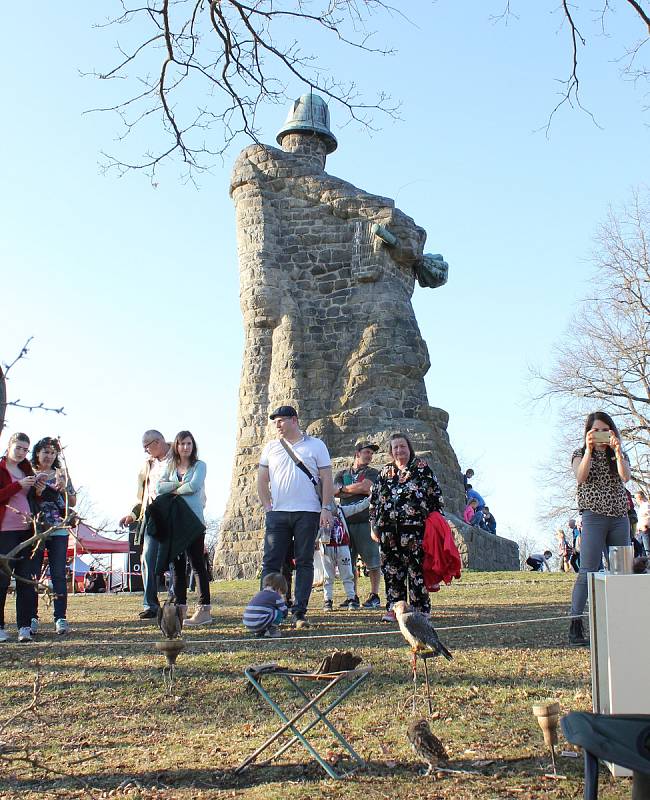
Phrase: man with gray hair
[{"left": 120, "top": 430, "right": 172, "bottom": 619}]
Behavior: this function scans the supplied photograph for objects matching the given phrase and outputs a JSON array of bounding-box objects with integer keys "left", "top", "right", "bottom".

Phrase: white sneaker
[
  {"left": 55, "top": 618, "right": 69, "bottom": 635},
  {"left": 18, "top": 627, "right": 32, "bottom": 643},
  {"left": 0, "top": 628, "right": 9, "bottom": 643},
  {"left": 30, "top": 617, "right": 39, "bottom": 636}
]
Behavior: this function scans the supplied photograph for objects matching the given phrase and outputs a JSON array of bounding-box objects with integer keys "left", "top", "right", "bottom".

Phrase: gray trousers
[{"left": 570, "top": 510, "right": 630, "bottom": 617}]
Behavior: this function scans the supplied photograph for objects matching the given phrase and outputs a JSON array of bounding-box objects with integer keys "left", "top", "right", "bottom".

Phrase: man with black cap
[
  {"left": 334, "top": 442, "right": 381, "bottom": 609},
  {"left": 257, "top": 405, "right": 335, "bottom": 628}
]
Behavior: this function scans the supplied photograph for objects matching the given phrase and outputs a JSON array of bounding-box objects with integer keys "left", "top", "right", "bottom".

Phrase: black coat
[{"left": 146, "top": 494, "right": 205, "bottom": 575}]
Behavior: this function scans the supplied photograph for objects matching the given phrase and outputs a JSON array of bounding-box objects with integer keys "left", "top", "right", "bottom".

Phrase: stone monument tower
[{"left": 215, "top": 94, "right": 518, "bottom": 577}]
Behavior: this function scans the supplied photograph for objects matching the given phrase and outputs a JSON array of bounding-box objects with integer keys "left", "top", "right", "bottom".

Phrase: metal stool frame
[{"left": 236, "top": 665, "right": 372, "bottom": 780}]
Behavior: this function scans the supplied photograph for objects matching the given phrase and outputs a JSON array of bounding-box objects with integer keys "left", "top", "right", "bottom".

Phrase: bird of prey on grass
[
  {"left": 407, "top": 717, "right": 448, "bottom": 775},
  {"left": 393, "top": 601, "right": 452, "bottom": 666},
  {"left": 157, "top": 599, "right": 183, "bottom": 640}
]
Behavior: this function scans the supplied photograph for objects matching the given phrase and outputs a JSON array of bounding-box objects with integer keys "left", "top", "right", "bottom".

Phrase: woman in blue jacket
[{"left": 158, "top": 431, "right": 212, "bottom": 626}]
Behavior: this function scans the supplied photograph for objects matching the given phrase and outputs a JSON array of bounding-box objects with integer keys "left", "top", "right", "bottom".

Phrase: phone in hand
[{"left": 592, "top": 431, "right": 611, "bottom": 445}]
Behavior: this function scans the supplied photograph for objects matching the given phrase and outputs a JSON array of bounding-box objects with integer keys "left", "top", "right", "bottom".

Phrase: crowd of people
[
  {"left": 462, "top": 468, "right": 497, "bottom": 535},
  {"left": 1, "top": 406, "right": 647, "bottom": 650}
]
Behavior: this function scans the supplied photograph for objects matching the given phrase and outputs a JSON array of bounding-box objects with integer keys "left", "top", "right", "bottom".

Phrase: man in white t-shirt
[
  {"left": 257, "top": 406, "right": 334, "bottom": 628},
  {"left": 120, "top": 430, "right": 172, "bottom": 619}
]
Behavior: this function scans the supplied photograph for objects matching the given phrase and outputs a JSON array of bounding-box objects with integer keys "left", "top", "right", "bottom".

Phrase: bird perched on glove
[
  {"left": 157, "top": 599, "right": 184, "bottom": 639},
  {"left": 407, "top": 718, "right": 448, "bottom": 775}
]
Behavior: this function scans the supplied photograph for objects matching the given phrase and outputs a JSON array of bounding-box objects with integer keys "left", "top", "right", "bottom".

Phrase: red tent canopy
[{"left": 67, "top": 523, "right": 130, "bottom": 556}]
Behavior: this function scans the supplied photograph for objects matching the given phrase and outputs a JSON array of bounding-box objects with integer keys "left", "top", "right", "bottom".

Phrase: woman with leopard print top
[{"left": 568, "top": 411, "right": 631, "bottom": 646}]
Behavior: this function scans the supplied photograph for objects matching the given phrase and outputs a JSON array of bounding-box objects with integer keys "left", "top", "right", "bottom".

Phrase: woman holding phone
[
  {"left": 30, "top": 437, "right": 77, "bottom": 635},
  {"left": 568, "top": 411, "right": 631, "bottom": 646}
]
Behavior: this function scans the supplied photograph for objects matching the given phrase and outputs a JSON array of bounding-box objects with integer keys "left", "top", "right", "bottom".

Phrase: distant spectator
[
  {"left": 480, "top": 505, "right": 497, "bottom": 535},
  {"left": 463, "top": 468, "right": 474, "bottom": 492},
  {"left": 466, "top": 487, "right": 485, "bottom": 511},
  {"left": 636, "top": 491, "right": 650, "bottom": 556},
  {"left": 463, "top": 498, "right": 480, "bottom": 526},
  {"left": 84, "top": 567, "right": 107, "bottom": 593},
  {"left": 567, "top": 518, "right": 580, "bottom": 571},
  {"left": 556, "top": 529, "right": 573, "bottom": 572},
  {"left": 526, "top": 550, "right": 553, "bottom": 572}
]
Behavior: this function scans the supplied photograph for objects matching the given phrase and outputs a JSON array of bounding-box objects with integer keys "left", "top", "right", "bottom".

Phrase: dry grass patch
[{"left": 0, "top": 572, "right": 629, "bottom": 799}]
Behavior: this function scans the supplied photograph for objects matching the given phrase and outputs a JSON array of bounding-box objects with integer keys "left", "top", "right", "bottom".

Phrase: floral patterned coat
[{"left": 369, "top": 457, "right": 444, "bottom": 529}]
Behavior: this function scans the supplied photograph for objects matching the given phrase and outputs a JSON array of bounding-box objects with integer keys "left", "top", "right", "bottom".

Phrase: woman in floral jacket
[{"left": 369, "top": 433, "right": 444, "bottom": 621}]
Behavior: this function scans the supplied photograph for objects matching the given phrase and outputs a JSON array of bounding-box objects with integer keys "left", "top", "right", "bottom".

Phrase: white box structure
[{"left": 588, "top": 572, "right": 650, "bottom": 778}]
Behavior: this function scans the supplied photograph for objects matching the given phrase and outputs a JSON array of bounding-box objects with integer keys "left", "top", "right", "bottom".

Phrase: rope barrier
[{"left": 19, "top": 613, "right": 581, "bottom": 649}]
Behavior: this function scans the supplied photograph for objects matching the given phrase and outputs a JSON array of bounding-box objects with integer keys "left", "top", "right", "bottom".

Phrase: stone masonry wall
[{"left": 215, "top": 132, "right": 519, "bottom": 577}]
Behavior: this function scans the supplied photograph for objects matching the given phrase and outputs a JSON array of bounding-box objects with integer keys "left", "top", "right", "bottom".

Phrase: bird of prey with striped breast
[{"left": 393, "top": 601, "right": 452, "bottom": 712}]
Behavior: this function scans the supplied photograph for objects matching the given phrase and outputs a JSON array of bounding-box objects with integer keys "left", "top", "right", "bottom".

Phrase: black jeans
[
  {"left": 173, "top": 533, "right": 210, "bottom": 606},
  {"left": 262, "top": 511, "right": 320, "bottom": 616},
  {"left": 0, "top": 529, "right": 36, "bottom": 629}
]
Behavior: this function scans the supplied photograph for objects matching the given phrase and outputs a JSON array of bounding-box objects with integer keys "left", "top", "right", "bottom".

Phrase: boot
[
  {"left": 183, "top": 604, "right": 213, "bottom": 626},
  {"left": 568, "top": 617, "right": 588, "bottom": 646}
]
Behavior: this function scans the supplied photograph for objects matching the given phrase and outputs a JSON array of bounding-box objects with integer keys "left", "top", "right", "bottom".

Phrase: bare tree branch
[
  {"left": 85, "top": 0, "right": 402, "bottom": 180},
  {"left": 1, "top": 338, "right": 65, "bottom": 433}
]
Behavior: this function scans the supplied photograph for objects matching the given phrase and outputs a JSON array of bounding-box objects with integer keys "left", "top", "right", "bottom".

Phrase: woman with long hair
[
  {"left": 30, "top": 437, "right": 77, "bottom": 635},
  {"left": 569, "top": 411, "right": 631, "bottom": 646},
  {"left": 369, "top": 432, "right": 444, "bottom": 622},
  {"left": 0, "top": 432, "right": 37, "bottom": 642},
  {"left": 157, "top": 431, "right": 212, "bottom": 626}
]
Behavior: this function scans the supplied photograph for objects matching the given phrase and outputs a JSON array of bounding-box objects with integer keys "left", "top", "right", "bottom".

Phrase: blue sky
[{"left": 2, "top": 3, "right": 648, "bottom": 548}]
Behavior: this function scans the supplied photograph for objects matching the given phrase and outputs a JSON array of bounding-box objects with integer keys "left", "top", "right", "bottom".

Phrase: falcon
[
  {"left": 157, "top": 599, "right": 184, "bottom": 639},
  {"left": 394, "top": 601, "right": 452, "bottom": 713},
  {"left": 393, "top": 601, "right": 452, "bottom": 665},
  {"left": 407, "top": 718, "right": 448, "bottom": 775}
]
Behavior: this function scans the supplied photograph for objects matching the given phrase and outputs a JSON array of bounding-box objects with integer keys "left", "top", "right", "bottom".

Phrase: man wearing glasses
[{"left": 120, "top": 430, "right": 171, "bottom": 619}]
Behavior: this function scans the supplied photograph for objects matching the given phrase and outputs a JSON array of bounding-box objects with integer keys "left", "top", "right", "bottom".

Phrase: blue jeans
[
  {"left": 641, "top": 531, "right": 650, "bottom": 556},
  {"left": 570, "top": 510, "right": 630, "bottom": 617},
  {"left": 262, "top": 511, "right": 320, "bottom": 616},
  {"left": 0, "top": 530, "right": 36, "bottom": 630},
  {"left": 141, "top": 520, "right": 161, "bottom": 611},
  {"left": 31, "top": 533, "right": 69, "bottom": 621}
]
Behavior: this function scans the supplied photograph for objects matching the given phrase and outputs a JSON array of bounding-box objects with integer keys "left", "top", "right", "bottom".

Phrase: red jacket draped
[{"left": 422, "top": 511, "right": 462, "bottom": 592}]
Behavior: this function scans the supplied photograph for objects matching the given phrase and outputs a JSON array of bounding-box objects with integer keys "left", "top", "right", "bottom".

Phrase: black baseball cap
[
  {"left": 355, "top": 441, "right": 379, "bottom": 452},
  {"left": 269, "top": 405, "right": 298, "bottom": 420}
]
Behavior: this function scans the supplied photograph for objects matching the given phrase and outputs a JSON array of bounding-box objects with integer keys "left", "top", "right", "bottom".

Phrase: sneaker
[
  {"left": 139, "top": 608, "right": 159, "bottom": 620},
  {"left": 568, "top": 618, "right": 588, "bottom": 647},
  {"left": 18, "top": 626, "right": 32, "bottom": 643},
  {"left": 264, "top": 625, "right": 282, "bottom": 638},
  {"left": 0, "top": 628, "right": 9, "bottom": 643},
  {"left": 30, "top": 617, "right": 39, "bottom": 636},
  {"left": 323, "top": 599, "right": 334, "bottom": 611},
  {"left": 293, "top": 613, "right": 311, "bottom": 629},
  {"left": 55, "top": 618, "right": 69, "bottom": 636},
  {"left": 381, "top": 610, "right": 397, "bottom": 623},
  {"left": 361, "top": 593, "right": 381, "bottom": 609},
  {"left": 338, "top": 596, "right": 360, "bottom": 610}
]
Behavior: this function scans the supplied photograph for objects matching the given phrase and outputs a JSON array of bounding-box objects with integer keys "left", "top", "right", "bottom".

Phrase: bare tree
[
  {"left": 492, "top": 1, "right": 650, "bottom": 132},
  {"left": 532, "top": 188, "right": 650, "bottom": 520},
  {"left": 1, "top": 338, "right": 65, "bottom": 434},
  {"left": 85, "top": 0, "right": 401, "bottom": 180}
]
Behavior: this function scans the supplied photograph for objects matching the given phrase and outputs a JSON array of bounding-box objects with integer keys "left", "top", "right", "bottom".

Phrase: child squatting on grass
[{"left": 243, "top": 572, "right": 288, "bottom": 638}]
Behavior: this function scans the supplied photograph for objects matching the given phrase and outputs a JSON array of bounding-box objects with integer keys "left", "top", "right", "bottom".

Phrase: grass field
[{"left": 0, "top": 571, "right": 630, "bottom": 800}]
